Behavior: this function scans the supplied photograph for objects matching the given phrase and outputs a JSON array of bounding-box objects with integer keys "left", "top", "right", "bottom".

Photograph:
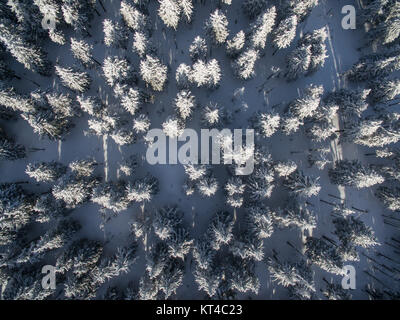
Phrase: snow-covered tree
[
  {"left": 174, "top": 90, "right": 196, "bottom": 120},
  {"left": 249, "top": 6, "right": 276, "bottom": 49},
  {"left": 322, "top": 282, "right": 352, "bottom": 300},
  {"left": 228, "top": 259, "right": 260, "bottom": 294},
  {"left": 0, "top": 128, "right": 25, "bottom": 161},
  {"left": 202, "top": 102, "right": 232, "bottom": 128},
  {"left": 205, "top": 9, "right": 229, "bottom": 45},
  {"left": 307, "top": 147, "right": 332, "bottom": 170},
  {"left": 126, "top": 175, "right": 159, "bottom": 203},
  {"left": 232, "top": 48, "right": 259, "bottom": 80},
  {"left": 103, "top": 19, "right": 128, "bottom": 49},
  {"left": 329, "top": 160, "right": 384, "bottom": 189},
  {"left": 283, "top": 170, "right": 321, "bottom": 198},
  {"left": 33, "top": 192, "right": 67, "bottom": 223},
  {"left": 184, "top": 164, "right": 209, "bottom": 181},
  {"left": 197, "top": 175, "right": 218, "bottom": 197},
  {"left": 70, "top": 38, "right": 96, "bottom": 68},
  {"left": 325, "top": 88, "right": 370, "bottom": 118},
  {"left": 368, "top": 78, "right": 400, "bottom": 104},
  {"left": 345, "top": 54, "right": 400, "bottom": 82},
  {"left": 0, "top": 182, "right": 34, "bottom": 246},
  {"left": 305, "top": 237, "right": 344, "bottom": 275},
  {"left": 140, "top": 55, "right": 167, "bottom": 91},
  {"left": 288, "top": 84, "right": 323, "bottom": 120},
  {"left": 175, "top": 63, "right": 192, "bottom": 89},
  {"left": 207, "top": 211, "right": 234, "bottom": 250},
  {"left": 103, "top": 56, "right": 133, "bottom": 87},
  {"left": 152, "top": 205, "right": 183, "bottom": 240},
  {"left": 194, "top": 265, "right": 222, "bottom": 297},
  {"left": 189, "top": 36, "right": 207, "bottom": 61},
  {"left": 333, "top": 216, "right": 379, "bottom": 248},
  {"left": 226, "top": 30, "right": 245, "bottom": 58},
  {"left": 268, "top": 258, "right": 315, "bottom": 294},
  {"left": 0, "top": 20, "right": 51, "bottom": 75},
  {"left": 26, "top": 161, "right": 67, "bottom": 183},
  {"left": 179, "top": 0, "right": 193, "bottom": 24},
  {"left": 375, "top": 186, "right": 400, "bottom": 211},
  {"left": 225, "top": 177, "right": 245, "bottom": 208},
  {"left": 275, "top": 160, "right": 297, "bottom": 177},
  {"left": 273, "top": 202, "right": 317, "bottom": 231},
  {"left": 91, "top": 181, "right": 130, "bottom": 213},
  {"left": 192, "top": 238, "right": 215, "bottom": 270},
  {"left": 133, "top": 31, "right": 152, "bottom": 58},
  {"left": 120, "top": 0, "right": 148, "bottom": 32},
  {"left": 0, "top": 86, "right": 35, "bottom": 113},
  {"left": 191, "top": 59, "right": 221, "bottom": 89},
  {"left": 55, "top": 65, "right": 91, "bottom": 93},
  {"left": 162, "top": 116, "right": 184, "bottom": 138},
  {"left": 52, "top": 173, "right": 98, "bottom": 208},
  {"left": 158, "top": 0, "right": 181, "bottom": 30},
  {"left": 133, "top": 114, "right": 151, "bottom": 134},
  {"left": 77, "top": 95, "right": 103, "bottom": 116},
  {"left": 246, "top": 205, "right": 274, "bottom": 239},
  {"left": 272, "top": 15, "right": 298, "bottom": 50},
  {"left": 166, "top": 227, "right": 193, "bottom": 260},
  {"left": 286, "top": 0, "right": 319, "bottom": 22}
]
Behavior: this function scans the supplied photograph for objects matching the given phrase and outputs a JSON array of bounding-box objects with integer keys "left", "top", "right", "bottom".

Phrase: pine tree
[
  {"left": 52, "top": 173, "right": 98, "bottom": 208},
  {"left": 288, "top": 84, "right": 323, "bottom": 120},
  {"left": 0, "top": 20, "right": 51, "bottom": 75},
  {"left": 179, "top": 0, "right": 193, "bottom": 24},
  {"left": 61, "top": 0, "right": 93, "bottom": 36},
  {"left": 120, "top": 0, "right": 148, "bottom": 32},
  {"left": 226, "top": 30, "right": 245, "bottom": 58},
  {"left": 267, "top": 258, "right": 315, "bottom": 293},
  {"left": 133, "top": 31, "right": 152, "bottom": 58},
  {"left": 305, "top": 237, "right": 344, "bottom": 275},
  {"left": 275, "top": 161, "right": 297, "bottom": 177},
  {"left": 103, "top": 19, "right": 128, "bottom": 49},
  {"left": 333, "top": 216, "right": 379, "bottom": 248},
  {"left": 329, "top": 160, "right": 385, "bottom": 189},
  {"left": 325, "top": 88, "right": 370, "bottom": 118},
  {"left": 69, "top": 159, "right": 97, "bottom": 178},
  {"left": 232, "top": 48, "right": 259, "bottom": 80},
  {"left": 166, "top": 227, "right": 193, "bottom": 260},
  {"left": 197, "top": 175, "right": 218, "bottom": 197},
  {"left": 0, "top": 127, "right": 25, "bottom": 160},
  {"left": 273, "top": 15, "right": 298, "bottom": 50},
  {"left": 283, "top": 170, "right": 321, "bottom": 198},
  {"left": 103, "top": 56, "right": 133, "bottom": 87},
  {"left": 207, "top": 211, "right": 234, "bottom": 250},
  {"left": 33, "top": 192, "right": 67, "bottom": 223},
  {"left": 286, "top": 44, "right": 312, "bottom": 80},
  {"left": 228, "top": 259, "right": 260, "bottom": 294},
  {"left": 248, "top": 6, "right": 276, "bottom": 49},
  {"left": 192, "top": 238, "right": 215, "bottom": 270},
  {"left": 162, "top": 116, "right": 184, "bottom": 138},
  {"left": 158, "top": 0, "right": 181, "bottom": 30},
  {"left": 346, "top": 54, "right": 400, "bottom": 82},
  {"left": 202, "top": 102, "right": 232, "bottom": 128},
  {"left": 0, "top": 86, "right": 35, "bottom": 113},
  {"left": 175, "top": 63, "right": 192, "bottom": 89},
  {"left": 55, "top": 65, "right": 91, "bottom": 93},
  {"left": 205, "top": 9, "right": 229, "bottom": 45},
  {"left": 174, "top": 90, "right": 196, "bottom": 120},
  {"left": 286, "top": 0, "right": 319, "bottom": 22},
  {"left": 193, "top": 264, "right": 222, "bottom": 297},
  {"left": 273, "top": 202, "right": 317, "bottom": 231},
  {"left": 152, "top": 205, "right": 183, "bottom": 240},
  {"left": 184, "top": 164, "right": 209, "bottom": 181},
  {"left": 91, "top": 181, "right": 130, "bottom": 212},
  {"left": 225, "top": 177, "right": 245, "bottom": 208},
  {"left": 368, "top": 78, "right": 400, "bottom": 104},
  {"left": 0, "top": 182, "right": 34, "bottom": 246},
  {"left": 126, "top": 175, "right": 159, "bottom": 203},
  {"left": 26, "top": 161, "right": 67, "bottom": 183},
  {"left": 190, "top": 59, "right": 221, "bottom": 89},
  {"left": 189, "top": 36, "right": 207, "bottom": 61},
  {"left": 322, "top": 282, "right": 352, "bottom": 300},
  {"left": 70, "top": 37, "right": 96, "bottom": 68},
  {"left": 246, "top": 205, "right": 274, "bottom": 239},
  {"left": 375, "top": 186, "right": 400, "bottom": 211},
  {"left": 133, "top": 114, "right": 151, "bottom": 134},
  {"left": 140, "top": 55, "right": 167, "bottom": 91}
]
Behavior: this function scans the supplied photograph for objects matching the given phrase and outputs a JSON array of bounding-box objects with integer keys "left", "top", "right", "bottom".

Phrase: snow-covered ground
[{"left": 0, "top": 0, "right": 399, "bottom": 300}]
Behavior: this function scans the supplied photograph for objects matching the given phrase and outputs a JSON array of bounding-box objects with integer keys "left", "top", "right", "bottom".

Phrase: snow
[{"left": 0, "top": 0, "right": 399, "bottom": 300}]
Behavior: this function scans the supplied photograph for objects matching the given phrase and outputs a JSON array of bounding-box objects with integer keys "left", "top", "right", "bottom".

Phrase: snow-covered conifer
[
  {"left": 232, "top": 49, "right": 259, "bottom": 80},
  {"left": 375, "top": 186, "right": 400, "bottom": 211},
  {"left": 166, "top": 228, "right": 193, "bottom": 260},
  {"left": 103, "top": 56, "right": 133, "bottom": 87},
  {"left": 133, "top": 114, "right": 151, "bottom": 134},
  {"left": 207, "top": 211, "right": 234, "bottom": 250},
  {"left": 333, "top": 216, "right": 379, "bottom": 248},
  {"left": 152, "top": 205, "right": 183, "bottom": 240},
  {"left": 283, "top": 170, "right": 321, "bottom": 198},
  {"left": 197, "top": 175, "right": 218, "bottom": 197},
  {"left": 158, "top": 0, "right": 181, "bottom": 30},
  {"left": 175, "top": 63, "right": 192, "bottom": 89},
  {"left": 103, "top": 19, "right": 128, "bottom": 49},
  {"left": 329, "top": 160, "right": 384, "bottom": 189},
  {"left": 120, "top": 0, "right": 148, "bottom": 32},
  {"left": 325, "top": 88, "right": 370, "bottom": 118},
  {"left": 249, "top": 6, "right": 276, "bottom": 49},
  {"left": 275, "top": 161, "right": 297, "bottom": 177},
  {"left": 70, "top": 38, "right": 95, "bottom": 68},
  {"left": 174, "top": 90, "right": 196, "bottom": 120},
  {"left": 246, "top": 205, "right": 274, "bottom": 239},
  {"left": 26, "top": 161, "right": 67, "bottom": 183},
  {"left": 272, "top": 15, "right": 298, "bottom": 50},
  {"left": 205, "top": 9, "right": 229, "bottom": 45},
  {"left": 140, "top": 55, "right": 167, "bottom": 91},
  {"left": 126, "top": 175, "right": 159, "bottom": 203},
  {"left": 189, "top": 36, "right": 207, "bottom": 61},
  {"left": 55, "top": 65, "right": 91, "bottom": 93},
  {"left": 368, "top": 78, "right": 400, "bottom": 104},
  {"left": 69, "top": 159, "right": 97, "bottom": 178},
  {"left": 226, "top": 30, "right": 245, "bottom": 58},
  {"left": 288, "top": 84, "right": 323, "bottom": 120},
  {"left": 162, "top": 116, "right": 184, "bottom": 138},
  {"left": 91, "top": 181, "right": 130, "bottom": 212}
]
